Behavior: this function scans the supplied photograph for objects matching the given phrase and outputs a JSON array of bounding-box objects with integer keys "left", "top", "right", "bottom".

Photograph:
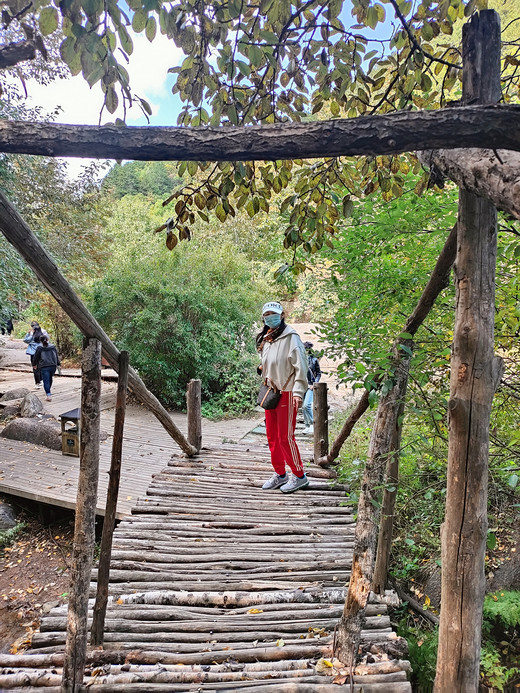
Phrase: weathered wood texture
[
  {"left": 321, "top": 222, "right": 457, "bottom": 467},
  {"left": 335, "top": 353, "right": 411, "bottom": 667},
  {"left": 186, "top": 378, "right": 202, "bottom": 452},
  {"left": 0, "top": 105, "right": 519, "bottom": 160},
  {"left": 62, "top": 339, "right": 102, "bottom": 692},
  {"left": 435, "top": 10, "right": 503, "bottom": 692},
  {"left": 372, "top": 391, "right": 406, "bottom": 594},
  {"left": 1, "top": 444, "right": 411, "bottom": 691},
  {"left": 91, "top": 351, "right": 129, "bottom": 647},
  {"left": 313, "top": 382, "right": 329, "bottom": 462},
  {"left": 0, "top": 191, "right": 197, "bottom": 456},
  {"left": 418, "top": 148, "right": 520, "bottom": 219}
]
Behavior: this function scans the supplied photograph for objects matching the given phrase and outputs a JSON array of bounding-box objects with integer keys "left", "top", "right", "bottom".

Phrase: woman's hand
[{"left": 294, "top": 396, "right": 302, "bottom": 409}]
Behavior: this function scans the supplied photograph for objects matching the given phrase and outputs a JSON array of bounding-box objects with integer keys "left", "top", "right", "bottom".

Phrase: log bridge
[{"left": 0, "top": 441, "right": 411, "bottom": 691}]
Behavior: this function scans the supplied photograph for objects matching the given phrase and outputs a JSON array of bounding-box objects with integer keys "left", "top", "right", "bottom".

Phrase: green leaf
[
  {"left": 145, "top": 16, "right": 157, "bottom": 42},
  {"left": 486, "top": 532, "right": 497, "bottom": 551},
  {"left": 508, "top": 473, "right": 519, "bottom": 489},
  {"left": 132, "top": 10, "right": 147, "bottom": 33},
  {"left": 39, "top": 6, "right": 59, "bottom": 36},
  {"left": 105, "top": 86, "right": 119, "bottom": 114}
]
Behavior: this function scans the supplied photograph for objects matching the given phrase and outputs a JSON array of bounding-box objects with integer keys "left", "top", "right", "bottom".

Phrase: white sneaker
[
  {"left": 280, "top": 474, "right": 310, "bottom": 494},
  {"left": 303, "top": 425, "right": 314, "bottom": 435},
  {"left": 262, "top": 473, "right": 288, "bottom": 490}
]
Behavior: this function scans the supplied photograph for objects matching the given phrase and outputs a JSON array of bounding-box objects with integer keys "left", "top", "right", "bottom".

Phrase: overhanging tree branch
[{"left": 0, "top": 105, "right": 519, "bottom": 160}]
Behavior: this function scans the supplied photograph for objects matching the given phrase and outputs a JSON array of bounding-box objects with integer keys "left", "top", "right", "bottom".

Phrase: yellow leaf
[
  {"left": 276, "top": 638, "right": 285, "bottom": 647},
  {"left": 116, "top": 598, "right": 123, "bottom": 604},
  {"left": 247, "top": 608, "right": 264, "bottom": 614}
]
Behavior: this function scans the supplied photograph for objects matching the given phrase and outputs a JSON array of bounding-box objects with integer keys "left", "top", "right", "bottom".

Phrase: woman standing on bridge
[{"left": 256, "top": 301, "right": 309, "bottom": 494}]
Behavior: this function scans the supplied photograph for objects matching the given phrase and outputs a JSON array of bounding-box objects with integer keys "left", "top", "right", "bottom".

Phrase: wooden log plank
[{"left": 0, "top": 105, "right": 519, "bottom": 160}]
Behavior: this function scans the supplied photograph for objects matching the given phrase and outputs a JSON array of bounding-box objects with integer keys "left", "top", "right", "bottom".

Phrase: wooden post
[
  {"left": 0, "top": 191, "right": 197, "bottom": 457},
  {"left": 186, "top": 379, "right": 202, "bottom": 453},
  {"left": 313, "top": 382, "right": 328, "bottom": 462},
  {"left": 435, "top": 11, "right": 503, "bottom": 691},
  {"left": 90, "top": 351, "right": 129, "bottom": 647},
  {"left": 62, "top": 338, "right": 101, "bottom": 693},
  {"left": 335, "top": 351, "right": 411, "bottom": 667},
  {"left": 372, "top": 394, "right": 405, "bottom": 594}
]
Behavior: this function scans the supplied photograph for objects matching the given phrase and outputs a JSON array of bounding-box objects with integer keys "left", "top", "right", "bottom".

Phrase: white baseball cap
[{"left": 262, "top": 301, "right": 283, "bottom": 315}]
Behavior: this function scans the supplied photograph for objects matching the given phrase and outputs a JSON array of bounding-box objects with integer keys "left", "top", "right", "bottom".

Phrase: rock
[
  {"left": 0, "top": 405, "right": 20, "bottom": 422},
  {"left": 0, "top": 498, "right": 18, "bottom": 530},
  {"left": 20, "top": 393, "right": 44, "bottom": 418},
  {"left": 0, "top": 417, "right": 62, "bottom": 451},
  {"left": 0, "top": 387, "right": 31, "bottom": 403},
  {"left": 42, "top": 600, "right": 60, "bottom": 614}
]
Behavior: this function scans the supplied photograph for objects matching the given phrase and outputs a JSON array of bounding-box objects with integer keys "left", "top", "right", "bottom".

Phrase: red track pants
[{"left": 265, "top": 391, "right": 304, "bottom": 476}]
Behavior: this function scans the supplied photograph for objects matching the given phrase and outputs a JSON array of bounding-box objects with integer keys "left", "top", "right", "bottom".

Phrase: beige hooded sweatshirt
[{"left": 260, "top": 325, "right": 308, "bottom": 400}]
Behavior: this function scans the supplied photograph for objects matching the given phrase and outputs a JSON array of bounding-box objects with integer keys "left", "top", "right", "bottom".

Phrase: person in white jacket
[{"left": 256, "top": 301, "right": 309, "bottom": 493}]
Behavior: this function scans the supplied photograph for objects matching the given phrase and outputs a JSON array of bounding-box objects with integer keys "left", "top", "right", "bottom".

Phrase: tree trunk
[
  {"left": 0, "top": 105, "right": 519, "bottom": 160},
  {"left": 0, "top": 191, "right": 197, "bottom": 457},
  {"left": 435, "top": 10, "right": 503, "bottom": 691},
  {"left": 62, "top": 339, "right": 101, "bottom": 693},
  {"left": 372, "top": 393, "right": 405, "bottom": 595},
  {"left": 313, "top": 382, "right": 329, "bottom": 462},
  {"left": 334, "top": 351, "right": 411, "bottom": 667},
  {"left": 320, "top": 222, "right": 457, "bottom": 468},
  {"left": 91, "top": 351, "right": 129, "bottom": 647},
  {"left": 418, "top": 147, "right": 520, "bottom": 219}
]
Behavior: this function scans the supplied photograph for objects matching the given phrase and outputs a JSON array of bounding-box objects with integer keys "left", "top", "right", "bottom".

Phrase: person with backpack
[
  {"left": 23, "top": 321, "right": 49, "bottom": 388},
  {"left": 256, "top": 301, "right": 309, "bottom": 494},
  {"left": 32, "top": 335, "right": 60, "bottom": 402},
  {"left": 302, "top": 341, "right": 322, "bottom": 435}
]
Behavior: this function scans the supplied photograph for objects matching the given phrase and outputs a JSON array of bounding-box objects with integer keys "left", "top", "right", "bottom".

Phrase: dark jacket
[
  {"left": 33, "top": 344, "right": 60, "bottom": 369},
  {"left": 307, "top": 354, "right": 321, "bottom": 385}
]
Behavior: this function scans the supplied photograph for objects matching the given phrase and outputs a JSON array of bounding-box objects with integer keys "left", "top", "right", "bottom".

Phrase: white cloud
[
  {"left": 21, "top": 31, "right": 183, "bottom": 176},
  {"left": 25, "top": 31, "right": 182, "bottom": 125}
]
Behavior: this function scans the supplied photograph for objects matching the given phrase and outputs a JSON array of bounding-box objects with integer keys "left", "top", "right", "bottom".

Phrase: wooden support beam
[
  {"left": 334, "top": 352, "right": 411, "bottom": 667},
  {"left": 0, "top": 190, "right": 198, "bottom": 457},
  {"left": 435, "top": 10, "right": 504, "bottom": 691},
  {"left": 186, "top": 379, "right": 202, "bottom": 453},
  {"left": 90, "top": 351, "right": 129, "bottom": 647},
  {"left": 313, "top": 382, "right": 329, "bottom": 462},
  {"left": 62, "top": 338, "right": 101, "bottom": 692},
  {"left": 0, "top": 105, "right": 519, "bottom": 161}
]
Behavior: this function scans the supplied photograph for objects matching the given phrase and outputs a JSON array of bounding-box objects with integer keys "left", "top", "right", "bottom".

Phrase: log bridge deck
[{"left": 0, "top": 441, "right": 412, "bottom": 691}]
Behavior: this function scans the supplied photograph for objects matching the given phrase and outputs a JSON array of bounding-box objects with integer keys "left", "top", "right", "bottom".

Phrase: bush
[{"left": 89, "top": 238, "right": 267, "bottom": 414}]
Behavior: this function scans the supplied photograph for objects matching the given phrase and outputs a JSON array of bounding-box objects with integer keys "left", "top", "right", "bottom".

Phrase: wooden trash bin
[{"left": 60, "top": 407, "right": 80, "bottom": 457}]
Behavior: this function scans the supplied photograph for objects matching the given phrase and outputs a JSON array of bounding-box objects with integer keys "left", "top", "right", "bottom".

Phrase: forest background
[{"left": 1, "top": 0, "right": 520, "bottom": 688}]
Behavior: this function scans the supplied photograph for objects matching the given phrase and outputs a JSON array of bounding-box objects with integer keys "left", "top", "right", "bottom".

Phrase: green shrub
[
  {"left": 0, "top": 522, "right": 26, "bottom": 550},
  {"left": 89, "top": 238, "right": 267, "bottom": 414}
]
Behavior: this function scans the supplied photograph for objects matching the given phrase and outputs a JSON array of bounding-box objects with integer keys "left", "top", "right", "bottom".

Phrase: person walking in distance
[
  {"left": 302, "top": 341, "right": 322, "bottom": 435},
  {"left": 256, "top": 301, "right": 310, "bottom": 493},
  {"left": 23, "top": 321, "right": 48, "bottom": 388},
  {"left": 32, "top": 335, "right": 60, "bottom": 402}
]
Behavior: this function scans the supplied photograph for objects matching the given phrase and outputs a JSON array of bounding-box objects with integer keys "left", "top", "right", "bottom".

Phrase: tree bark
[
  {"left": 372, "top": 395, "right": 404, "bottom": 594},
  {"left": 0, "top": 105, "right": 519, "bottom": 160},
  {"left": 91, "top": 351, "right": 129, "bottom": 647},
  {"left": 320, "top": 222, "right": 457, "bottom": 467},
  {"left": 435, "top": 10, "right": 503, "bottom": 692},
  {"left": 0, "top": 40, "right": 36, "bottom": 69},
  {"left": 418, "top": 148, "right": 520, "bottom": 219},
  {"left": 334, "top": 352, "right": 411, "bottom": 667},
  {"left": 186, "top": 379, "right": 202, "bottom": 452},
  {"left": 313, "top": 382, "right": 329, "bottom": 462},
  {"left": 0, "top": 190, "right": 198, "bottom": 457},
  {"left": 62, "top": 339, "right": 101, "bottom": 693}
]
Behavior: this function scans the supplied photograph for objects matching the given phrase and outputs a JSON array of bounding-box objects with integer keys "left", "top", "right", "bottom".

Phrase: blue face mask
[{"left": 264, "top": 314, "right": 281, "bottom": 328}]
